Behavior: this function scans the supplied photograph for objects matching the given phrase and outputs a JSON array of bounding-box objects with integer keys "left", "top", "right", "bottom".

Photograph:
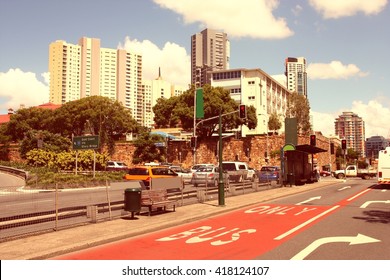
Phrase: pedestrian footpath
[{"left": 0, "top": 180, "right": 337, "bottom": 260}]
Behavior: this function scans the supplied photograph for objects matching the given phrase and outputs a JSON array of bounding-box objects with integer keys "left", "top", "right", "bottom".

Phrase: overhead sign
[{"left": 73, "top": 136, "right": 99, "bottom": 150}]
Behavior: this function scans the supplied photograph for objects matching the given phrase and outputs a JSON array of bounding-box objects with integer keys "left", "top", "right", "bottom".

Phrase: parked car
[
  {"left": 320, "top": 170, "right": 332, "bottom": 177},
  {"left": 169, "top": 166, "right": 193, "bottom": 184},
  {"left": 106, "top": 161, "right": 128, "bottom": 171},
  {"left": 221, "top": 161, "right": 249, "bottom": 182},
  {"left": 123, "top": 166, "right": 178, "bottom": 187},
  {"left": 247, "top": 167, "right": 257, "bottom": 182},
  {"left": 258, "top": 166, "right": 280, "bottom": 183},
  {"left": 191, "top": 166, "right": 227, "bottom": 188},
  {"left": 190, "top": 164, "right": 215, "bottom": 174}
]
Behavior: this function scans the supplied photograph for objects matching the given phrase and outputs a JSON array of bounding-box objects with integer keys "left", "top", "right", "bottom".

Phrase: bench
[{"left": 141, "top": 189, "right": 176, "bottom": 216}]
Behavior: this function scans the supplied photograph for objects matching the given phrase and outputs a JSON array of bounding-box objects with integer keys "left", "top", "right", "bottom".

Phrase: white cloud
[
  {"left": 153, "top": 0, "right": 294, "bottom": 39},
  {"left": 312, "top": 97, "right": 390, "bottom": 138},
  {"left": 307, "top": 61, "right": 369, "bottom": 80},
  {"left": 0, "top": 68, "right": 49, "bottom": 113},
  {"left": 309, "top": 0, "right": 388, "bottom": 19},
  {"left": 118, "top": 37, "right": 190, "bottom": 87}
]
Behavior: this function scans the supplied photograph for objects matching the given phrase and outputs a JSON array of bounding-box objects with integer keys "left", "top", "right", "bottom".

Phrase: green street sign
[
  {"left": 196, "top": 88, "right": 204, "bottom": 119},
  {"left": 73, "top": 135, "right": 99, "bottom": 150}
]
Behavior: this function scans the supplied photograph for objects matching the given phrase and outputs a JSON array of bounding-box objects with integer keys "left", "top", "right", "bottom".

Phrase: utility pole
[{"left": 218, "top": 110, "right": 224, "bottom": 206}]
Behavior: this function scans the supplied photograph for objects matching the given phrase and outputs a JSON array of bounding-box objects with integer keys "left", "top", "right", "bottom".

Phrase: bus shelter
[{"left": 283, "top": 144, "right": 327, "bottom": 186}]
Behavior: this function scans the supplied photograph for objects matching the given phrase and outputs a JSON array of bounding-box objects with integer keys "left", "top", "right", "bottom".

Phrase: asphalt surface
[{"left": 0, "top": 179, "right": 338, "bottom": 260}]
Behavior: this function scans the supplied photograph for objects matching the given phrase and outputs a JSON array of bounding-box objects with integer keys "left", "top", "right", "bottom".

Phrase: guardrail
[
  {"left": 0, "top": 180, "right": 278, "bottom": 241},
  {"left": 0, "top": 165, "right": 28, "bottom": 180}
]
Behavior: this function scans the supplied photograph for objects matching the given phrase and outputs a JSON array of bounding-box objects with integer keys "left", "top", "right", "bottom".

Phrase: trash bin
[
  {"left": 287, "top": 173, "right": 295, "bottom": 186},
  {"left": 124, "top": 188, "right": 141, "bottom": 212}
]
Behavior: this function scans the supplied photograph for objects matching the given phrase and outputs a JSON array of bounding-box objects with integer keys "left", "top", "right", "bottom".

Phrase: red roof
[
  {"left": 0, "top": 114, "right": 10, "bottom": 125},
  {"left": 0, "top": 103, "right": 62, "bottom": 125},
  {"left": 37, "top": 102, "right": 62, "bottom": 110}
]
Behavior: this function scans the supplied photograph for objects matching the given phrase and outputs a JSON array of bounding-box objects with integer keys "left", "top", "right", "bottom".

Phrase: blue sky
[{"left": 0, "top": 0, "right": 389, "bottom": 137}]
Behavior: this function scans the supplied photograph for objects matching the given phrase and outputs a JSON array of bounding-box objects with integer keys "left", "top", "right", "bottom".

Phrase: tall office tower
[
  {"left": 191, "top": 28, "right": 230, "bottom": 87},
  {"left": 49, "top": 37, "right": 143, "bottom": 124},
  {"left": 285, "top": 57, "right": 307, "bottom": 97},
  {"left": 335, "top": 112, "right": 366, "bottom": 157}
]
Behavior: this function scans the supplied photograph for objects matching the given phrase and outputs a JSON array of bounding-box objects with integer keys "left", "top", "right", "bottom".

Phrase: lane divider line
[{"left": 274, "top": 205, "right": 340, "bottom": 240}]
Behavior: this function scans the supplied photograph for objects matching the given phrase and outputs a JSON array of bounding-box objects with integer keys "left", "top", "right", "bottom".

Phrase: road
[
  {"left": 54, "top": 178, "right": 390, "bottom": 260},
  {"left": 0, "top": 172, "right": 25, "bottom": 191}
]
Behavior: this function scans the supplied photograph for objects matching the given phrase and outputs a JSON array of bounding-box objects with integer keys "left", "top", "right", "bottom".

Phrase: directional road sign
[{"left": 72, "top": 136, "right": 99, "bottom": 150}]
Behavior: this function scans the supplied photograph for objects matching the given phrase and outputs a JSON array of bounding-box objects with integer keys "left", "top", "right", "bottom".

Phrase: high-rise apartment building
[
  {"left": 191, "top": 28, "right": 230, "bottom": 87},
  {"left": 49, "top": 37, "right": 143, "bottom": 124},
  {"left": 285, "top": 57, "right": 307, "bottom": 97},
  {"left": 334, "top": 112, "right": 366, "bottom": 157}
]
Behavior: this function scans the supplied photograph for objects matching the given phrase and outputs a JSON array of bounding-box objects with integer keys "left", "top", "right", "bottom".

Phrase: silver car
[{"left": 191, "top": 166, "right": 226, "bottom": 188}]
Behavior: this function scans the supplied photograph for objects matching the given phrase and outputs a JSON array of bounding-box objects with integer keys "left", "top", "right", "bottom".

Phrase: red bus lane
[{"left": 55, "top": 204, "right": 339, "bottom": 260}]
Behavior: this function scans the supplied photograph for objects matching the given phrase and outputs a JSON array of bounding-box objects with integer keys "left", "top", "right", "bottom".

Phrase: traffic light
[
  {"left": 239, "top": 104, "right": 246, "bottom": 119},
  {"left": 310, "top": 134, "right": 316, "bottom": 146},
  {"left": 341, "top": 139, "right": 347, "bottom": 150},
  {"left": 190, "top": 136, "right": 196, "bottom": 148},
  {"left": 330, "top": 142, "right": 335, "bottom": 154}
]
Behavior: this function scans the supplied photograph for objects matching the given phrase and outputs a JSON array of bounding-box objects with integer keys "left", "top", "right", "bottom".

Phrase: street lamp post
[{"left": 258, "top": 113, "right": 269, "bottom": 162}]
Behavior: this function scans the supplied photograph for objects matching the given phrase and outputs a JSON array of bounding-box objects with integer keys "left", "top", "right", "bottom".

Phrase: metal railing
[{"left": 0, "top": 179, "right": 278, "bottom": 241}]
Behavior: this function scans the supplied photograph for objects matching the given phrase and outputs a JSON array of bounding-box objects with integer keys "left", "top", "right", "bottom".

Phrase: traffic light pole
[{"left": 193, "top": 109, "right": 239, "bottom": 206}]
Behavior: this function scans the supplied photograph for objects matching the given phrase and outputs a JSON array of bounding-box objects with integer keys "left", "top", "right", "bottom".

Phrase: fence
[{"left": 0, "top": 177, "right": 279, "bottom": 241}]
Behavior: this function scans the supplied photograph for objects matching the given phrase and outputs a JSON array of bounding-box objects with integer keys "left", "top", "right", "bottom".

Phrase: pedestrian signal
[{"left": 239, "top": 104, "right": 246, "bottom": 119}]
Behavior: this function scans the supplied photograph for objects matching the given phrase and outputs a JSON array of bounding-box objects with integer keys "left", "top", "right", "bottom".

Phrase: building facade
[
  {"left": 49, "top": 37, "right": 143, "bottom": 124},
  {"left": 142, "top": 69, "right": 186, "bottom": 128},
  {"left": 211, "top": 68, "right": 291, "bottom": 137},
  {"left": 334, "top": 111, "right": 366, "bottom": 157},
  {"left": 191, "top": 28, "right": 230, "bottom": 86},
  {"left": 365, "top": 135, "right": 389, "bottom": 159},
  {"left": 285, "top": 57, "right": 307, "bottom": 97}
]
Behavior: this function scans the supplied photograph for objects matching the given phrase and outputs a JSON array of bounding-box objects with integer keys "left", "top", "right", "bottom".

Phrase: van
[{"left": 221, "top": 161, "right": 249, "bottom": 182}]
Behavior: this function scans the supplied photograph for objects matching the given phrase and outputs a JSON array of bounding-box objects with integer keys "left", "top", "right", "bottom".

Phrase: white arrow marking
[
  {"left": 360, "top": 200, "right": 390, "bottom": 208},
  {"left": 291, "top": 234, "right": 381, "bottom": 260},
  {"left": 338, "top": 186, "right": 351, "bottom": 191},
  {"left": 296, "top": 196, "right": 321, "bottom": 205}
]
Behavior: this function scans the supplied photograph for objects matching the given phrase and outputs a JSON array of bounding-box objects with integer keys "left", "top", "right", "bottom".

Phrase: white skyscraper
[{"left": 285, "top": 57, "right": 307, "bottom": 97}]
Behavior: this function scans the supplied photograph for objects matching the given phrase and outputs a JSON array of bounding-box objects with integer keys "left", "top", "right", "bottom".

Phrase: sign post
[{"left": 72, "top": 135, "right": 100, "bottom": 177}]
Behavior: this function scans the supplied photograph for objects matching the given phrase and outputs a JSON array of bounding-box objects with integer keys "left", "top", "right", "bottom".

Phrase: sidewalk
[{"left": 0, "top": 180, "right": 337, "bottom": 260}]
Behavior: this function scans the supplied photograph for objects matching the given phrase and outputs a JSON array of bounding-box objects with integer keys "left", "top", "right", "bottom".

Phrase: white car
[
  {"left": 247, "top": 167, "right": 257, "bottom": 181},
  {"left": 169, "top": 166, "right": 193, "bottom": 184},
  {"left": 106, "top": 161, "right": 128, "bottom": 171},
  {"left": 190, "top": 164, "right": 215, "bottom": 174}
]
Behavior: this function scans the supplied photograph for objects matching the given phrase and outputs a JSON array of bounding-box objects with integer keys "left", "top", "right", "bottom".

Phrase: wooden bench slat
[{"left": 140, "top": 189, "right": 176, "bottom": 216}]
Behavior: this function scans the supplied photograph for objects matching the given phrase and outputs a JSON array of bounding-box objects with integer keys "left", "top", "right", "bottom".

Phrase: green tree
[
  {"left": 51, "top": 96, "right": 139, "bottom": 154},
  {"left": 153, "top": 96, "right": 181, "bottom": 128},
  {"left": 19, "top": 130, "right": 72, "bottom": 158},
  {"left": 4, "top": 107, "right": 55, "bottom": 142},
  {"left": 153, "top": 84, "right": 257, "bottom": 138},
  {"left": 268, "top": 111, "right": 282, "bottom": 135},
  {"left": 132, "top": 129, "right": 166, "bottom": 164},
  {"left": 285, "top": 92, "right": 311, "bottom": 135}
]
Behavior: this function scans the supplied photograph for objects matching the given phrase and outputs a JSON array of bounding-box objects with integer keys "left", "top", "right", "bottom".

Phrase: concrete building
[
  {"left": 210, "top": 68, "right": 291, "bottom": 136},
  {"left": 285, "top": 57, "right": 307, "bottom": 97},
  {"left": 365, "top": 135, "right": 389, "bottom": 159},
  {"left": 191, "top": 28, "right": 230, "bottom": 86},
  {"left": 49, "top": 37, "right": 143, "bottom": 124},
  {"left": 142, "top": 68, "right": 186, "bottom": 128},
  {"left": 334, "top": 112, "right": 365, "bottom": 157}
]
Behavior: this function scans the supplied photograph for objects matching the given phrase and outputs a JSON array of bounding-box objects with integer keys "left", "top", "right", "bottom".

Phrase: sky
[{"left": 0, "top": 0, "right": 389, "bottom": 138}]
